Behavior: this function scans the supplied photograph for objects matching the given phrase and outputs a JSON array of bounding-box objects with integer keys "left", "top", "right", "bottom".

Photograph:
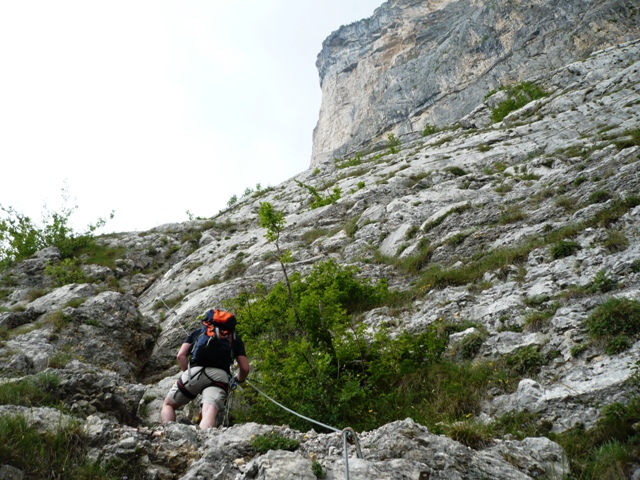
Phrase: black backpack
[{"left": 189, "top": 309, "right": 237, "bottom": 370}]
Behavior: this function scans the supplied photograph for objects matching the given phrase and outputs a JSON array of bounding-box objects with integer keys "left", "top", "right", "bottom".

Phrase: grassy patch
[
  {"left": 491, "top": 82, "right": 548, "bottom": 123},
  {"left": 0, "top": 414, "right": 146, "bottom": 479},
  {"left": 0, "top": 372, "right": 61, "bottom": 407},
  {"left": 251, "top": 432, "right": 300, "bottom": 454},
  {"left": 551, "top": 240, "right": 581, "bottom": 259},
  {"left": 586, "top": 297, "right": 640, "bottom": 354}
]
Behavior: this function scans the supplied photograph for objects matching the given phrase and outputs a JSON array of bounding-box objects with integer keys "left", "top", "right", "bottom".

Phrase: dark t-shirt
[{"left": 184, "top": 327, "right": 247, "bottom": 370}]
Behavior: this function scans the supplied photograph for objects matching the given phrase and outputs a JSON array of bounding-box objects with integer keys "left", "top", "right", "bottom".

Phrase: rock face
[
  {"left": 1, "top": 7, "right": 640, "bottom": 480},
  {"left": 311, "top": 0, "right": 640, "bottom": 166}
]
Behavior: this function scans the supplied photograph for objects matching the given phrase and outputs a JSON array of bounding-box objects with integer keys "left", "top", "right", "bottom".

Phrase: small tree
[
  {"left": 0, "top": 188, "right": 112, "bottom": 269},
  {"left": 258, "top": 202, "right": 298, "bottom": 318}
]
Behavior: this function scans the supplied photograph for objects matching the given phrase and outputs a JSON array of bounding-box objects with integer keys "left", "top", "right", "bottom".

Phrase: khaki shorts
[{"left": 165, "top": 366, "right": 229, "bottom": 410}]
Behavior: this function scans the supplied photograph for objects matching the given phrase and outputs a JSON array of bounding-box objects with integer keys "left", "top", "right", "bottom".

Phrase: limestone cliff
[{"left": 311, "top": 0, "right": 640, "bottom": 166}]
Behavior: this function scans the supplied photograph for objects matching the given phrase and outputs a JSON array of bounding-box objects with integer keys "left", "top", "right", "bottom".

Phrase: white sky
[{"left": 0, "top": 1, "right": 382, "bottom": 234}]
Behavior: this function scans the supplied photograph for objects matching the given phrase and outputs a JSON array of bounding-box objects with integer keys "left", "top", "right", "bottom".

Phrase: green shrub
[
  {"left": 490, "top": 82, "right": 547, "bottom": 123},
  {"left": 523, "top": 303, "right": 559, "bottom": 332},
  {"left": 312, "top": 460, "right": 327, "bottom": 478},
  {"left": 446, "top": 166, "right": 468, "bottom": 177},
  {"left": 422, "top": 124, "right": 438, "bottom": 136},
  {"left": 251, "top": 433, "right": 300, "bottom": 454},
  {"left": 570, "top": 343, "right": 588, "bottom": 358},
  {"left": 592, "top": 270, "right": 618, "bottom": 293},
  {"left": 295, "top": 180, "right": 341, "bottom": 209},
  {"left": 302, "top": 228, "right": 328, "bottom": 246},
  {"left": 586, "top": 297, "right": 640, "bottom": 355},
  {"left": 0, "top": 190, "right": 112, "bottom": 269},
  {"left": 504, "top": 346, "right": 545, "bottom": 375},
  {"left": 44, "top": 258, "right": 86, "bottom": 287},
  {"left": 604, "top": 335, "right": 632, "bottom": 355},
  {"left": 630, "top": 258, "right": 640, "bottom": 273},
  {"left": 551, "top": 240, "right": 581, "bottom": 259},
  {"left": 459, "top": 332, "right": 486, "bottom": 359},
  {"left": 589, "top": 440, "right": 631, "bottom": 479},
  {"left": 493, "top": 410, "right": 552, "bottom": 440},
  {"left": 387, "top": 133, "right": 401, "bottom": 154}
]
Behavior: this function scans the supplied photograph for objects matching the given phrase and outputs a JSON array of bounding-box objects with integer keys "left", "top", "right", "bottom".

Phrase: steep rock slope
[
  {"left": 311, "top": 0, "right": 640, "bottom": 166},
  {"left": 1, "top": 35, "right": 640, "bottom": 480}
]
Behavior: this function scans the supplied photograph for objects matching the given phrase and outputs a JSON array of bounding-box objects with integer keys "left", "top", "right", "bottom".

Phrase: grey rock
[{"left": 311, "top": 0, "right": 639, "bottom": 165}]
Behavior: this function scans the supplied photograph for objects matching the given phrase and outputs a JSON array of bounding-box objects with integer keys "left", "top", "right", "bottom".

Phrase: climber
[{"left": 160, "top": 308, "right": 250, "bottom": 429}]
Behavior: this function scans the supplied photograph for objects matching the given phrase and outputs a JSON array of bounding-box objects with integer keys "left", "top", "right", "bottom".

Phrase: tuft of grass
[
  {"left": 603, "top": 229, "right": 629, "bottom": 253},
  {"left": 588, "top": 190, "right": 612, "bottom": 204},
  {"left": 251, "top": 432, "right": 300, "bottom": 454},
  {"left": 504, "top": 346, "right": 545, "bottom": 376},
  {"left": 498, "top": 205, "right": 527, "bottom": 225},
  {"left": 334, "top": 152, "right": 363, "bottom": 169},
  {"left": 301, "top": 228, "right": 328, "bottom": 246},
  {"left": 0, "top": 414, "right": 146, "bottom": 479},
  {"left": 612, "top": 127, "right": 640, "bottom": 150},
  {"left": 551, "top": 240, "right": 581, "bottom": 259},
  {"left": 0, "top": 372, "right": 61, "bottom": 407},
  {"left": 586, "top": 298, "right": 640, "bottom": 354},
  {"left": 446, "top": 166, "right": 468, "bottom": 177},
  {"left": 441, "top": 420, "right": 494, "bottom": 449},
  {"left": 223, "top": 257, "right": 248, "bottom": 281}
]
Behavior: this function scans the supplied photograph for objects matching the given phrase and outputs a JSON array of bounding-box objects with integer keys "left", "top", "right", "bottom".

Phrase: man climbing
[{"left": 160, "top": 308, "right": 250, "bottom": 429}]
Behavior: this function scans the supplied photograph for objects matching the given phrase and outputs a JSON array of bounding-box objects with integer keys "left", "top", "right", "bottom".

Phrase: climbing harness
[{"left": 245, "top": 379, "right": 363, "bottom": 480}]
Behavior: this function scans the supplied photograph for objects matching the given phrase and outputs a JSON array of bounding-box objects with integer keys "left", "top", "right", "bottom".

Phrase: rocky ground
[{"left": 1, "top": 38, "right": 639, "bottom": 479}]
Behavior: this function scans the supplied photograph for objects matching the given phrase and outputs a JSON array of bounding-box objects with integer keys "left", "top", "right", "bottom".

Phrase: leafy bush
[
  {"left": 312, "top": 460, "right": 327, "bottom": 478},
  {"left": 551, "top": 240, "right": 581, "bottom": 259},
  {"left": 591, "top": 270, "right": 618, "bottom": 293},
  {"left": 422, "top": 124, "right": 438, "bottom": 136},
  {"left": 0, "top": 190, "right": 112, "bottom": 269},
  {"left": 490, "top": 81, "right": 547, "bottom": 123},
  {"left": 44, "top": 258, "right": 86, "bottom": 287},
  {"left": 504, "top": 346, "right": 545, "bottom": 376},
  {"left": 227, "top": 194, "right": 238, "bottom": 207},
  {"left": 295, "top": 180, "right": 341, "bottom": 209},
  {"left": 387, "top": 133, "right": 401, "bottom": 154}
]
